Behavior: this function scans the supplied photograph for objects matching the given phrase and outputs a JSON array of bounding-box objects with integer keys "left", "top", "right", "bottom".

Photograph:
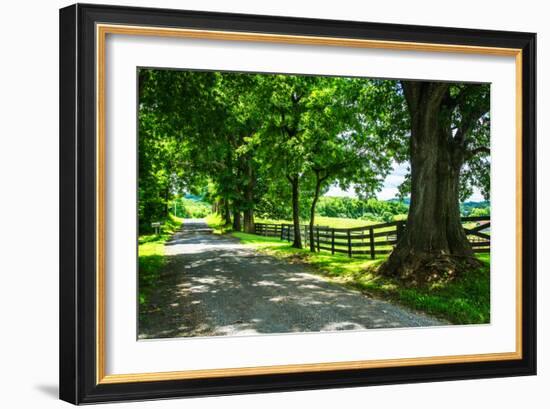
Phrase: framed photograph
[{"left": 59, "top": 3, "right": 536, "bottom": 404}]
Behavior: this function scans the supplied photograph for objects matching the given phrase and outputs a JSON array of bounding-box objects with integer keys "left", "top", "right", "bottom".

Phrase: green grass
[
  {"left": 205, "top": 213, "right": 234, "bottom": 234},
  {"left": 232, "top": 231, "right": 490, "bottom": 325},
  {"left": 255, "top": 215, "right": 411, "bottom": 229},
  {"left": 256, "top": 216, "right": 379, "bottom": 229},
  {"left": 138, "top": 214, "right": 184, "bottom": 305},
  {"left": 176, "top": 198, "right": 211, "bottom": 218},
  {"left": 315, "top": 216, "right": 380, "bottom": 228}
]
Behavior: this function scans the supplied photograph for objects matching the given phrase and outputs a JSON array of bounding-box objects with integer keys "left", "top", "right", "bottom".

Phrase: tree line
[{"left": 138, "top": 69, "right": 490, "bottom": 281}]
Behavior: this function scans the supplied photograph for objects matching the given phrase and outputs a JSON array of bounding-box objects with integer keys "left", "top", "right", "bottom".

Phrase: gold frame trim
[{"left": 95, "top": 23, "right": 523, "bottom": 385}]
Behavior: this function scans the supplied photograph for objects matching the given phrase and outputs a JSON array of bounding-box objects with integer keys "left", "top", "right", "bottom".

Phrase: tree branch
[{"left": 467, "top": 146, "right": 490, "bottom": 159}]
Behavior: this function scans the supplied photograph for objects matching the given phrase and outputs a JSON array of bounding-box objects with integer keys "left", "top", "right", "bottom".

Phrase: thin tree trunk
[
  {"left": 289, "top": 175, "right": 302, "bottom": 249},
  {"left": 309, "top": 174, "right": 323, "bottom": 252},
  {"left": 163, "top": 186, "right": 170, "bottom": 217},
  {"left": 232, "top": 207, "right": 242, "bottom": 231},
  {"left": 223, "top": 198, "right": 231, "bottom": 225},
  {"left": 243, "top": 162, "right": 256, "bottom": 233}
]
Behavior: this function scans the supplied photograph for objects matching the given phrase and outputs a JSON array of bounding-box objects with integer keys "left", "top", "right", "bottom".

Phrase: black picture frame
[{"left": 59, "top": 3, "right": 536, "bottom": 404}]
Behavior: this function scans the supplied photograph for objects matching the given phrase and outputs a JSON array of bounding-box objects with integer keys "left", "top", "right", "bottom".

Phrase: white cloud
[
  {"left": 325, "top": 160, "right": 486, "bottom": 202},
  {"left": 325, "top": 185, "right": 354, "bottom": 197}
]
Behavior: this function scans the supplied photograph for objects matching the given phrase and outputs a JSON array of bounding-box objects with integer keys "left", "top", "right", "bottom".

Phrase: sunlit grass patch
[
  {"left": 254, "top": 217, "right": 292, "bottom": 225},
  {"left": 205, "top": 213, "right": 233, "bottom": 234},
  {"left": 178, "top": 197, "right": 211, "bottom": 218},
  {"left": 255, "top": 216, "right": 380, "bottom": 229},
  {"left": 314, "top": 216, "right": 377, "bottom": 228},
  {"left": 138, "top": 213, "right": 183, "bottom": 305},
  {"left": 233, "top": 231, "right": 288, "bottom": 249},
  {"left": 138, "top": 241, "right": 165, "bottom": 305},
  {"left": 138, "top": 238, "right": 165, "bottom": 306}
]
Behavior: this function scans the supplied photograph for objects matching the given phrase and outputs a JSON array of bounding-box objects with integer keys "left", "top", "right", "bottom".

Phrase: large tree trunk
[
  {"left": 243, "top": 209, "right": 254, "bottom": 233},
  {"left": 243, "top": 162, "right": 256, "bottom": 233},
  {"left": 380, "top": 82, "right": 479, "bottom": 283},
  {"left": 289, "top": 175, "right": 302, "bottom": 249},
  {"left": 309, "top": 175, "right": 323, "bottom": 252}
]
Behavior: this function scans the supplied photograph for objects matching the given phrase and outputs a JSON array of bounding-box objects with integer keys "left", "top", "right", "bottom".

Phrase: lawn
[
  {"left": 233, "top": 231, "right": 490, "bottom": 325},
  {"left": 256, "top": 216, "right": 384, "bottom": 229},
  {"left": 138, "top": 214, "right": 184, "bottom": 305}
]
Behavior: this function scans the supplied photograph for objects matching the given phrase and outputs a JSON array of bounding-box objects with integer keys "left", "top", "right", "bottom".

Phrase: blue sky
[{"left": 326, "top": 161, "right": 485, "bottom": 202}]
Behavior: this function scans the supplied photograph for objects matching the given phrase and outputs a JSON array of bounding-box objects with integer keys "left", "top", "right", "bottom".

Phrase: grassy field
[
  {"left": 233, "top": 231, "right": 490, "bottom": 325},
  {"left": 210, "top": 213, "right": 405, "bottom": 233},
  {"left": 138, "top": 214, "right": 184, "bottom": 305},
  {"left": 256, "top": 216, "right": 387, "bottom": 229}
]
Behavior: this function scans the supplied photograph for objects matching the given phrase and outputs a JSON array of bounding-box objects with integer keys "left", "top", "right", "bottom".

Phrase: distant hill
[
  {"left": 387, "top": 197, "right": 410, "bottom": 205},
  {"left": 460, "top": 201, "right": 490, "bottom": 216},
  {"left": 184, "top": 193, "right": 206, "bottom": 202}
]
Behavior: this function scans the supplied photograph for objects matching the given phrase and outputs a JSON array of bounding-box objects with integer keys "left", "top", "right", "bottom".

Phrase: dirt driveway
[{"left": 138, "top": 219, "right": 444, "bottom": 339}]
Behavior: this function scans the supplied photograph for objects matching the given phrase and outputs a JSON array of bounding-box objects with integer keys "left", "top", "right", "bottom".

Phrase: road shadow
[{"left": 139, "top": 233, "right": 444, "bottom": 339}]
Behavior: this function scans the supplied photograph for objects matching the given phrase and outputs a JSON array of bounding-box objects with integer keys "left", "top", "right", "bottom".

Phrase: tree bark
[
  {"left": 243, "top": 161, "right": 256, "bottom": 233},
  {"left": 243, "top": 209, "right": 255, "bottom": 233},
  {"left": 380, "top": 81, "right": 479, "bottom": 283},
  {"left": 223, "top": 198, "right": 232, "bottom": 226},
  {"left": 232, "top": 207, "right": 242, "bottom": 231},
  {"left": 289, "top": 175, "right": 302, "bottom": 249},
  {"left": 309, "top": 173, "right": 323, "bottom": 252}
]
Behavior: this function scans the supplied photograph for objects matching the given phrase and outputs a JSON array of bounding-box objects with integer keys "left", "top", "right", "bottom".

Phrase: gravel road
[{"left": 138, "top": 219, "right": 444, "bottom": 339}]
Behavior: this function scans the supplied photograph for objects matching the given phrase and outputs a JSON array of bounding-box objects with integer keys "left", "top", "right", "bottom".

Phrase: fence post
[
  {"left": 331, "top": 229, "right": 335, "bottom": 255},
  {"left": 287, "top": 224, "right": 290, "bottom": 242},
  {"left": 347, "top": 230, "right": 352, "bottom": 258},
  {"left": 369, "top": 227, "right": 375, "bottom": 260},
  {"left": 280, "top": 224, "right": 284, "bottom": 241}
]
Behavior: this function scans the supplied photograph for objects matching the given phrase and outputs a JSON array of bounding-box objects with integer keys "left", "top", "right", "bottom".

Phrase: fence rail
[{"left": 253, "top": 216, "right": 490, "bottom": 258}]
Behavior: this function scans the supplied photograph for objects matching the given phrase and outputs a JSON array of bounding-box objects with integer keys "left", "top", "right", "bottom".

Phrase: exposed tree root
[{"left": 379, "top": 251, "right": 482, "bottom": 287}]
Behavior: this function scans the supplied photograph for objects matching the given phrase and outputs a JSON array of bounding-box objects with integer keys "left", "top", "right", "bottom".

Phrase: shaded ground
[{"left": 139, "top": 219, "right": 444, "bottom": 339}]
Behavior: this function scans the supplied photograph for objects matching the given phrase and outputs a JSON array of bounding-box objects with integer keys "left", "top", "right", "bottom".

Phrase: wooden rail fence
[{"left": 253, "top": 216, "right": 490, "bottom": 258}]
